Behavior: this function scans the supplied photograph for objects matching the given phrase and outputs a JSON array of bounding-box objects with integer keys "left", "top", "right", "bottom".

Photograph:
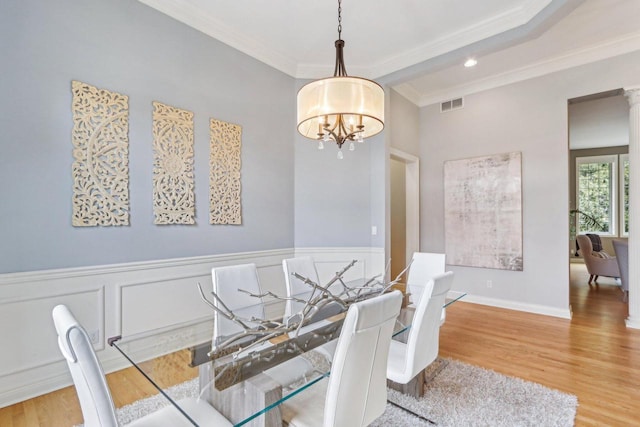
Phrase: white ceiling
[{"left": 139, "top": 0, "right": 640, "bottom": 106}]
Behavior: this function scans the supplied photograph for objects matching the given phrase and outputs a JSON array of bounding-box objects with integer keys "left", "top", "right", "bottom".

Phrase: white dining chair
[
  {"left": 281, "top": 290, "right": 403, "bottom": 427},
  {"left": 211, "top": 263, "right": 315, "bottom": 387},
  {"left": 282, "top": 256, "right": 320, "bottom": 297},
  {"left": 282, "top": 257, "right": 339, "bottom": 361},
  {"left": 52, "top": 304, "right": 232, "bottom": 427},
  {"left": 387, "top": 271, "right": 454, "bottom": 386},
  {"left": 406, "top": 252, "right": 445, "bottom": 306},
  {"left": 406, "top": 252, "right": 447, "bottom": 324}
]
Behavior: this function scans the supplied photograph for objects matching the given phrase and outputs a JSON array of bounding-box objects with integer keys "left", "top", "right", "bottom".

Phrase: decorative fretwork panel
[
  {"left": 71, "top": 81, "right": 130, "bottom": 226},
  {"left": 152, "top": 102, "right": 195, "bottom": 225},
  {"left": 209, "top": 119, "right": 242, "bottom": 225}
]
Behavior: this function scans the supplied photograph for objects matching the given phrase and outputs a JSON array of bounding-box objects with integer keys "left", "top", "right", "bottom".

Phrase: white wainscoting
[
  {"left": 0, "top": 246, "right": 384, "bottom": 408},
  {"left": 295, "top": 247, "right": 386, "bottom": 283}
]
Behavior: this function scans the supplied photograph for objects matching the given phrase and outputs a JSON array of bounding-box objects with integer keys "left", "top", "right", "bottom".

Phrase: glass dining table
[{"left": 108, "top": 286, "right": 466, "bottom": 427}]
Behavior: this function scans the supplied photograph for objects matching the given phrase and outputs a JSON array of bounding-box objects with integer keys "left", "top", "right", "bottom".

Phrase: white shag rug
[
  {"left": 373, "top": 359, "right": 577, "bottom": 426},
  {"left": 108, "top": 358, "right": 577, "bottom": 427}
]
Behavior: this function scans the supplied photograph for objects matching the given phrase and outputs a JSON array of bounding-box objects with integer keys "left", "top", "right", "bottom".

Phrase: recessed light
[{"left": 464, "top": 58, "right": 477, "bottom": 68}]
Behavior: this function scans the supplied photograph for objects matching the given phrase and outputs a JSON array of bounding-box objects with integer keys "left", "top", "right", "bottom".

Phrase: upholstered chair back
[
  {"left": 52, "top": 305, "right": 118, "bottom": 427},
  {"left": 406, "top": 252, "right": 445, "bottom": 306},
  {"left": 324, "top": 291, "right": 402, "bottom": 427},
  {"left": 576, "top": 235, "right": 620, "bottom": 282},
  {"left": 612, "top": 239, "right": 629, "bottom": 298},
  {"left": 283, "top": 256, "right": 320, "bottom": 296},
  {"left": 211, "top": 263, "right": 265, "bottom": 345},
  {"left": 405, "top": 271, "right": 454, "bottom": 381}
]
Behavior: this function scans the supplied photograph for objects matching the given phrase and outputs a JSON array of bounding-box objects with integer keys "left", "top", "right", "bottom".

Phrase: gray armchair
[
  {"left": 612, "top": 239, "right": 629, "bottom": 302},
  {"left": 576, "top": 235, "right": 620, "bottom": 285}
]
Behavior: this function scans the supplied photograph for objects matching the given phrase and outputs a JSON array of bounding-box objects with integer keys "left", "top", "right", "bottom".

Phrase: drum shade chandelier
[{"left": 296, "top": 0, "right": 385, "bottom": 159}]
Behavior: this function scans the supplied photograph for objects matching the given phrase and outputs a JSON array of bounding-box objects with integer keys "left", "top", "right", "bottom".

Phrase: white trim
[
  {"left": 138, "top": 0, "right": 552, "bottom": 80},
  {"left": 0, "top": 249, "right": 294, "bottom": 407},
  {"left": 0, "top": 248, "right": 293, "bottom": 286},
  {"left": 417, "top": 32, "right": 640, "bottom": 107},
  {"left": 460, "top": 294, "right": 572, "bottom": 320},
  {"left": 389, "top": 149, "right": 421, "bottom": 269},
  {"left": 620, "top": 153, "right": 630, "bottom": 237},
  {"left": 293, "top": 247, "right": 385, "bottom": 282},
  {"left": 625, "top": 316, "right": 640, "bottom": 330}
]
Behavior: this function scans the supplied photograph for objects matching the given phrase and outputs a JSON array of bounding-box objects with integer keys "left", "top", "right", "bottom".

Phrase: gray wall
[
  {"left": 293, "top": 118, "right": 378, "bottom": 247},
  {"left": 0, "top": 0, "right": 295, "bottom": 273},
  {"left": 390, "top": 90, "right": 420, "bottom": 157},
  {"left": 419, "top": 50, "right": 640, "bottom": 310},
  {"left": 569, "top": 94, "right": 629, "bottom": 149}
]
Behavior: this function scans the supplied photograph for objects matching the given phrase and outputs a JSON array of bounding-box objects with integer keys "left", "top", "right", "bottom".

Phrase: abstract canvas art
[
  {"left": 209, "top": 118, "right": 242, "bottom": 225},
  {"left": 444, "top": 152, "right": 523, "bottom": 271},
  {"left": 71, "top": 81, "right": 129, "bottom": 226},
  {"left": 152, "top": 101, "right": 195, "bottom": 225}
]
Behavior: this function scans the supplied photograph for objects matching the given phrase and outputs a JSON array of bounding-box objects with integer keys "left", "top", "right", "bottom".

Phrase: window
[
  {"left": 576, "top": 155, "right": 617, "bottom": 235},
  {"left": 620, "top": 154, "right": 629, "bottom": 236}
]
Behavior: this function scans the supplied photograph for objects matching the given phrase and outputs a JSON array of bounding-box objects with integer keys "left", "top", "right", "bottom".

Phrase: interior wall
[
  {"left": 0, "top": 0, "right": 295, "bottom": 274},
  {"left": 292, "top": 113, "right": 377, "bottom": 248},
  {"left": 569, "top": 94, "right": 630, "bottom": 149},
  {"left": 419, "top": 50, "right": 640, "bottom": 314}
]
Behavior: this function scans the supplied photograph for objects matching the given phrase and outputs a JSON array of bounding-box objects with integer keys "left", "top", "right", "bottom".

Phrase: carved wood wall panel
[
  {"left": 152, "top": 101, "right": 195, "bottom": 225},
  {"left": 71, "top": 80, "right": 130, "bottom": 227},
  {"left": 209, "top": 118, "right": 242, "bottom": 225}
]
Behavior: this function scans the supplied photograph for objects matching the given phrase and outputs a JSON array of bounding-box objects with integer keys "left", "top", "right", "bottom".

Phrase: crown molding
[
  {"left": 137, "top": 0, "right": 298, "bottom": 76},
  {"left": 415, "top": 31, "right": 640, "bottom": 107},
  {"left": 392, "top": 84, "right": 422, "bottom": 106},
  {"left": 365, "top": 0, "right": 553, "bottom": 79},
  {"left": 139, "top": 0, "right": 552, "bottom": 80}
]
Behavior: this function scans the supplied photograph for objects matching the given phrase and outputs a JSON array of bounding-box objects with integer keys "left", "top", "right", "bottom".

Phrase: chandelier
[{"left": 296, "top": 0, "right": 385, "bottom": 159}]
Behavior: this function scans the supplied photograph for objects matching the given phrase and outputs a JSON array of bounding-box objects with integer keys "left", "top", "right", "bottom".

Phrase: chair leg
[
  {"left": 594, "top": 275, "right": 599, "bottom": 283},
  {"left": 588, "top": 274, "right": 594, "bottom": 285}
]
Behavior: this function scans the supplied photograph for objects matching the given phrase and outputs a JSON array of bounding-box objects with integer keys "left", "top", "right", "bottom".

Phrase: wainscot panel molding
[
  {"left": 460, "top": 294, "right": 572, "bottom": 320},
  {"left": 0, "top": 247, "right": 382, "bottom": 407},
  {"left": 294, "top": 247, "right": 386, "bottom": 284},
  {"left": 0, "top": 249, "right": 294, "bottom": 408}
]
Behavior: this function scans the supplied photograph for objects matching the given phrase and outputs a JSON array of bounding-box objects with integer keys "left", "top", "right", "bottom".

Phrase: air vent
[{"left": 440, "top": 97, "right": 464, "bottom": 113}]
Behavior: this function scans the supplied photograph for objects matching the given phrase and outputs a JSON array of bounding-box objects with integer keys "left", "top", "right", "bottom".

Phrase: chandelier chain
[{"left": 337, "top": 0, "right": 342, "bottom": 39}]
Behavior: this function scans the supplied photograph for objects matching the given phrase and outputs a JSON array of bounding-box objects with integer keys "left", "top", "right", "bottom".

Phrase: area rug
[
  {"left": 373, "top": 359, "right": 577, "bottom": 426},
  {"left": 111, "top": 358, "right": 577, "bottom": 426}
]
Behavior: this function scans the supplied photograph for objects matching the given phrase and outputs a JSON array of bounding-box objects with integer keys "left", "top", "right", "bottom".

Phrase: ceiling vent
[{"left": 440, "top": 97, "right": 464, "bottom": 113}]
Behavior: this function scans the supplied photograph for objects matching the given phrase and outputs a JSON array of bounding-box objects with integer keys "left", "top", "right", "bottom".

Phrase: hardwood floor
[
  {"left": 439, "top": 263, "right": 640, "bottom": 426},
  {"left": 2, "top": 263, "right": 639, "bottom": 426}
]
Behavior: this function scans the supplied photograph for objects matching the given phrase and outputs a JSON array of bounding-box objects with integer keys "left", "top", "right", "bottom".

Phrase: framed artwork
[{"left": 444, "top": 152, "right": 523, "bottom": 271}]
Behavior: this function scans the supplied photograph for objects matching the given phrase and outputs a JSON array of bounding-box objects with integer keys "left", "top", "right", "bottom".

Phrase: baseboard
[
  {"left": 460, "top": 294, "right": 572, "bottom": 319},
  {"left": 625, "top": 315, "right": 640, "bottom": 329}
]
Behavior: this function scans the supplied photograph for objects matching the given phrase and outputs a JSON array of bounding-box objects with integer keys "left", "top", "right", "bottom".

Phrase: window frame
[
  {"left": 575, "top": 154, "right": 618, "bottom": 236},
  {"left": 620, "top": 153, "right": 629, "bottom": 237}
]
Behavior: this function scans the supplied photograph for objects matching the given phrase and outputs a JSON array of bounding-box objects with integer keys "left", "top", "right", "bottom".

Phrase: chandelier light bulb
[
  {"left": 337, "top": 150, "right": 344, "bottom": 160},
  {"left": 318, "top": 140, "right": 324, "bottom": 150},
  {"left": 349, "top": 142, "right": 355, "bottom": 151}
]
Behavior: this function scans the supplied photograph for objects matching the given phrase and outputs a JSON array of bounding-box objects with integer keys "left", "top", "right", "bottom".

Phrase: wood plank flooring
[
  {"left": 439, "top": 264, "right": 640, "bottom": 426},
  {"left": 2, "top": 263, "right": 639, "bottom": 426}
]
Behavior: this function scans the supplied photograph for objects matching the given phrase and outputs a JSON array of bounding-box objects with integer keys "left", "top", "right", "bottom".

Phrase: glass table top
[{"left": 109, "top": 289, "right": 466, "bottom": 427}]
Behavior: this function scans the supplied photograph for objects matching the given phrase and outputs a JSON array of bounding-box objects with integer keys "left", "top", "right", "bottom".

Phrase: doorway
[
  {"left": 568, "top": 89, "right": 629, "bottom": 313},
  {"left": 390, "top": 149, "right": 420, "bottom": 282}
]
